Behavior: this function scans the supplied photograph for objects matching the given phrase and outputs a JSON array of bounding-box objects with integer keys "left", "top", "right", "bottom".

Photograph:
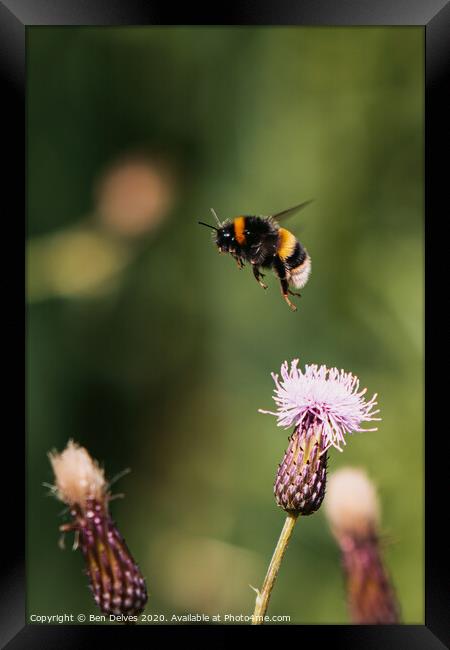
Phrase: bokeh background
[{"left": 27, "top": 27, "right": 424, "bottom": 624}]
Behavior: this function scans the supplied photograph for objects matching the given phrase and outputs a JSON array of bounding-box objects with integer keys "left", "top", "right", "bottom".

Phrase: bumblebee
[{"left": 199, "top": 201, "right": 312, "bottom": 311}]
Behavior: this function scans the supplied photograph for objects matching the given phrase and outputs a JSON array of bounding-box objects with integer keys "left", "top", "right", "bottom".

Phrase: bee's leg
[
  {"left": 231, "top": 253, "right": 245, "bottom": 269},
  {"left": 281, "top": 280, "right": 298, "bottom": 311},
  {"left": 251, "top": 263, "right": 268, "bottom": 290},
  {"left": 273, "top": 256, "right": 298, "bottom": 311}
]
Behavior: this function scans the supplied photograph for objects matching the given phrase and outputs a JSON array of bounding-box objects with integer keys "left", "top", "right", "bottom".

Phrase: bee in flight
[{"left": 198, "top": 200, "right": 312, "bottom": 311}]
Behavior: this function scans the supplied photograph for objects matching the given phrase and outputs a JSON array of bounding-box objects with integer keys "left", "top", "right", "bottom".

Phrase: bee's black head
[
  {"left": 199, "top": 209, "right": 236, "bottom": 253},
  {"left": 215, "top": 223, "right": 235, "bottom": 253}
]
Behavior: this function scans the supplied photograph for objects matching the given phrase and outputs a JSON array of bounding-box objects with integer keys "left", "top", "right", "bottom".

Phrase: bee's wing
[{"left": 269, "top": 200, "right": 314, "bottom": 223}]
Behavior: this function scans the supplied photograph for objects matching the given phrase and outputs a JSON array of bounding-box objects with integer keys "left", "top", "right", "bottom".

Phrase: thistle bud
[
  {"left": 260, "top": 360, "right": 380, "bottom": 516},
  {"left": 274, "top": 419, "right": 327, "bottom": 515},
  {"left": 48, "top": 440, "right": 148, "bottom": 617},
  {"left": 325, "top": 468, "right": 400, "bottom": 624}
]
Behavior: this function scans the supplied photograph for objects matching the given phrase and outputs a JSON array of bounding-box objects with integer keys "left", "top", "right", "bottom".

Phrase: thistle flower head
[
  {"left": 48, "top": 439, "right": 106, "bottom": 509},
  {"left": 324, "top": 467, "right": 399, "bottom": 624},
  {"left": 260, "top": 359, "right": 380, "bottom": 452},
  {"left": 48, "top": 440, "right": 148, "bottom": 618},
  {"left": 325, "top": 467, "right": 380, "bottom": 539},
  {"left": 260, "top": 360, "right": 380, "bottom": 516}
]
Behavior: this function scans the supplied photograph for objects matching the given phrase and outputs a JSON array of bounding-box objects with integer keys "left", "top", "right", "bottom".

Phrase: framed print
[{"left": 1, "top": 0, "right": 448, "bottom": 647}]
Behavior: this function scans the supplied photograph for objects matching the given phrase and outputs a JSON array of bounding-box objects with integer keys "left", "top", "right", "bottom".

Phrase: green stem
[{"left": 252, "top": 513, "right": 299, "bottom": 625}]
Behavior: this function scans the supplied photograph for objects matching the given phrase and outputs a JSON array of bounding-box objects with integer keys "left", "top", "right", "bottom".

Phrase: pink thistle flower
[
  {"left": 259, "top": 360, "right": 380, "bottom": 515},
  {"left": 260, "top": 359, "right": 380, "bottom": 453}
]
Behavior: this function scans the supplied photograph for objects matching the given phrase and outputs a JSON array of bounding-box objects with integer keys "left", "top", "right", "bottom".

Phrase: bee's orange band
[
  {"left": 277, "top": 228, "right": 297, "bottom": 259},
  {"left": 234, "top": 216, "right": 246, "bottom": 245}
]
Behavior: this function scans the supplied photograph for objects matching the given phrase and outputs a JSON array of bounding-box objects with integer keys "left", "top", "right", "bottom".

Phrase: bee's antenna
[
  {"left": 198, "top": 221, "right": 218, "bottom": 231},
  {"left": 210, "top": 208, "right": 222, "bottom": 227}
]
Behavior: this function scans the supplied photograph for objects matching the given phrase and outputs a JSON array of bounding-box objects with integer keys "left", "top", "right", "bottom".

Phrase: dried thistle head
[
  {"left": 48, "top": 440, "right": 148, "bottom": 619},
  {"left": 325, "top": 467, "right": 400, "bottom": 624},
  {"left": 260, "top": 360, "right": 380, "bottom": 516},
  {"left": 325, "top": 467, "right": 380, "bottom": 540},
  {"left": 48, "top": 440, "right": 106, "bottom": 510}
]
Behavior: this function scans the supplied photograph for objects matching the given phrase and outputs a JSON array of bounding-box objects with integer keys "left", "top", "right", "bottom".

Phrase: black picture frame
[{"left": 3, "top": 0, "right": 448, "bottom": 647}]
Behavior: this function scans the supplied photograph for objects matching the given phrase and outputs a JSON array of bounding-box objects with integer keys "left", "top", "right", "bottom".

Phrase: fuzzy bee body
[{"left": 199, "top": 202, "right": 312, "bottom": 311}]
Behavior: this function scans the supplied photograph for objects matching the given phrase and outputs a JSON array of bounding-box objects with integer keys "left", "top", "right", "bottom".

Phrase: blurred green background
[{"left": 27, "top": 27, "right": 423, "bottom": 624}]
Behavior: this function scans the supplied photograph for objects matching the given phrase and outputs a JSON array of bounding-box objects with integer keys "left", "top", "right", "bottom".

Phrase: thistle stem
[{"left": 252, "top": 513, "right": 299, "bottom": 624}]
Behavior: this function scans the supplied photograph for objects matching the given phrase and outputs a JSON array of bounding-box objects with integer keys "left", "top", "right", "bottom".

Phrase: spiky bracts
[
  {"left": 340, "top": 534, "right": 400, "bottom": 623},
  {"left": 49, "top": 440, "right": 148, "bottom": 618},
  {"left": 274, "top": 419, "right": 327, "bottom": 515}
]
